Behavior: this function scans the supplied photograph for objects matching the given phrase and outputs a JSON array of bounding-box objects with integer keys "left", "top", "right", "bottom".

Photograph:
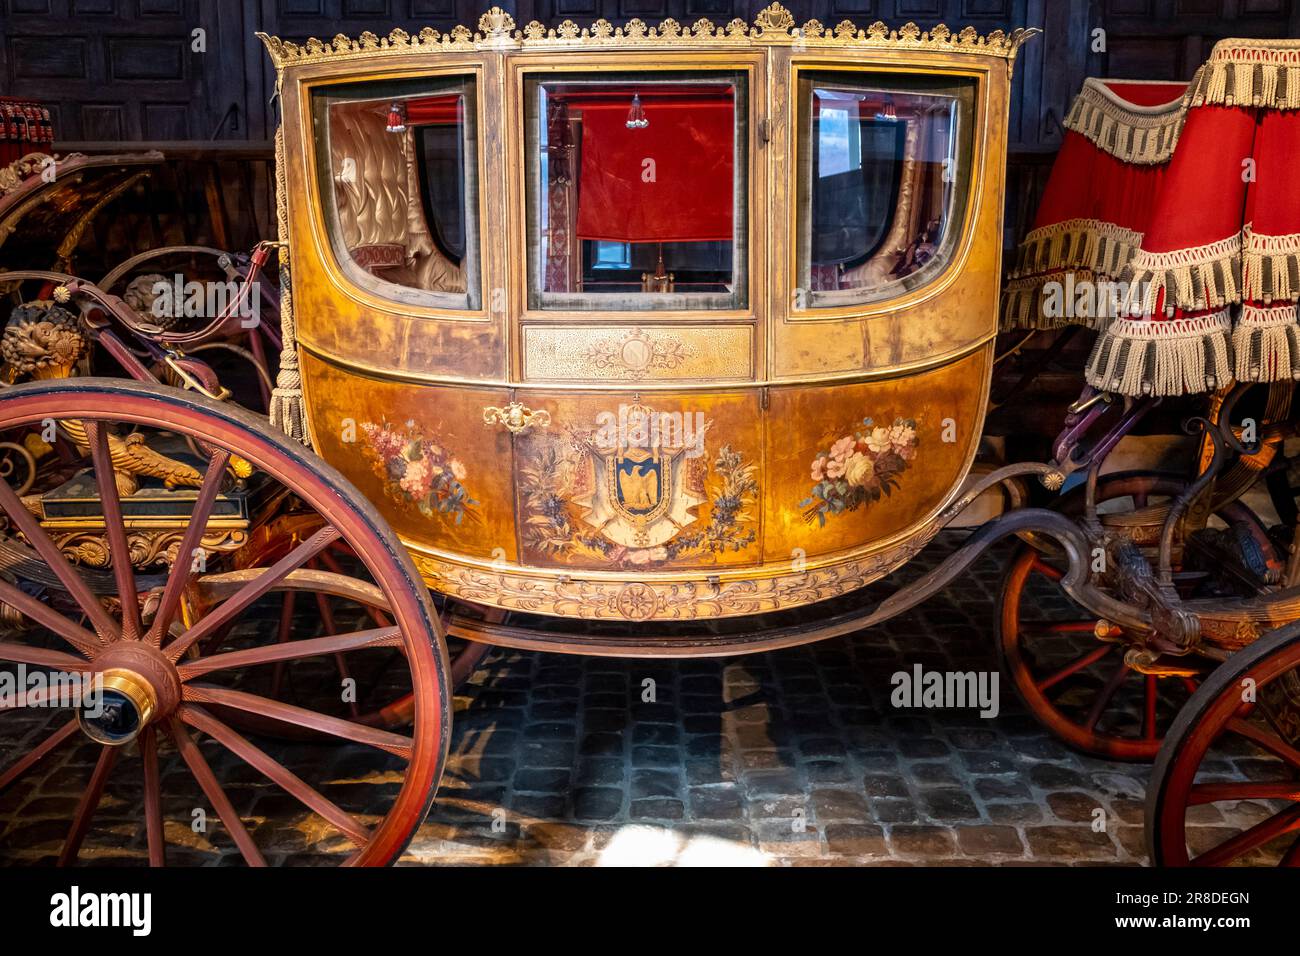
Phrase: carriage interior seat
[{"left": 327, "top": 96, "right": 467, "bottom": 295}]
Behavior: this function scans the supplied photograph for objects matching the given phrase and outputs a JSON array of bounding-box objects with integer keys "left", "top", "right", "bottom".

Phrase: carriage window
[
  {"left": 795, "top": 72, "right": 975, "bottom": 310},
  {"left": 525, "top": 71, "right": 748, "bottom": 312},
  {"left": 312, "top": 76, "right": 480, "bottom": 311}
]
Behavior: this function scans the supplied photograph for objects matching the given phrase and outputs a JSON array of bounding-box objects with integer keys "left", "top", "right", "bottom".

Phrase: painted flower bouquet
[
  {"left": 361, "top": 420, "right": 477, "bottom": 525},
  {"left": 800, "top": 417, "right": 918, "bottom": 526}
]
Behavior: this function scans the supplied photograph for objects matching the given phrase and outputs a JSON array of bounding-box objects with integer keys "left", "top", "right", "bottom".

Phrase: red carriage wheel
[
  {"left": 997, "top": 473, "right": 1204, "bottom": 761},
  {"left": 1147, "top": 620, "right": 1300, "bottom": 866},
  {"left": 0, "top": 379, "right": 450, "bottom": 866},
  {"left": 219, "top": 516, "right": 491, "bottom": 733}
]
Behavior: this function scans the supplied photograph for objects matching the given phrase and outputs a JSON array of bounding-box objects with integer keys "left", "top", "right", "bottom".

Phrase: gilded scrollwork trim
[
  {"left": 48, "top": 527, "right": 249, "bottom": 571},
  {"left": 256, "top": 4, "right": 1036, "bottom": 69},
  {"left": 411, "top": 518, "right": 939, "bottom": 621}
]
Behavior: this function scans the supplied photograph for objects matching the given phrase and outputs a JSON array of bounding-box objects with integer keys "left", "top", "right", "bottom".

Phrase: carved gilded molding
[
  {"left": 257, "top": 4, "right": 1036, "bottom": 69},
  {"left": 412, "top": 519, "right": 938, "bottom": 621},
  {"left": 49, "top": 527, "right": 249, "bottom": 571}
]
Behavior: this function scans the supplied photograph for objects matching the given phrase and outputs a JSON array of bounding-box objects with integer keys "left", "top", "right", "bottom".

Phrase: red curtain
[
  {"left": 573, "top": 96, "right": 734, "bottom": 243},
  {"left": 403, "top": 94, "right": 462, "bottom": 126}
]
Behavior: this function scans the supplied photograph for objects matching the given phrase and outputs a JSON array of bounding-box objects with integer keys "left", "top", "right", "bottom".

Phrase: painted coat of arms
[
  {"left": 521, "top": 402, "right": 757, "bottom": 567},
  {"left": 801, "top": 416, "right": 918, "bottom": 526}
]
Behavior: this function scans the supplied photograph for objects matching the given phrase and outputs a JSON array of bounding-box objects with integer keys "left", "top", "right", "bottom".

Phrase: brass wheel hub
[{"left": 78, "top": 642, "right": 181, "bottom": 747}]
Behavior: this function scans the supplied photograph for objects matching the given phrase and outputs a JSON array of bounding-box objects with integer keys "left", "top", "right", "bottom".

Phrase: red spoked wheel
[
  {"left": 222, "top": 515, "right": 490, "bottom": 734},
  {"left": 998, "top": 474, "right": 1204, "bottom": 761},
  {"left": 0, "top": 379, "right": 450, "bottom": 866},
  {"left": 1147, "top": 620, "right": 1300, "bottom": 866}
]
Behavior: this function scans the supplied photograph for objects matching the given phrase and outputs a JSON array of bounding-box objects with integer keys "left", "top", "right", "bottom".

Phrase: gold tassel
[{"left": 268, "top": 123, "right": 311, "bottom": 447}]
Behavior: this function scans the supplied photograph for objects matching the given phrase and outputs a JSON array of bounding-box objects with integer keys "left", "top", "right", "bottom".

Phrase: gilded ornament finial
[
  {"left": 753, "top": 2, "right": 795, "bottom": 36},
  {"left": 478, "top": 6, "right": 515, "bottom": 38}
]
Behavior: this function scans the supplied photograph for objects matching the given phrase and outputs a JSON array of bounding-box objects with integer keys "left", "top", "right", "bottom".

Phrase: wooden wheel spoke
[
  {"left": 145, "top": 448, "right": 231, "bottom": 646},
  {"left": 0, "top": 641, "right": 87, "bottom": 671},
  {"left": 1037, "top": 644, "right": 1113, "bottom": 693},
  {"left": 85, "top": 422, "right": 141, "bottom": 640},
  {"left": 141, "top": 726, "right": 165, "bottom": 867},
  {"left": 1031, "top": 559, "right": 1064, "bottom": 582},
  {"left": 165, "top": 525, "right": 341, "bottom": 663},
  {"left": 1143, "top": 674, "right": 1159, "bottom": 741},
  {"left": 57, "top": 745, "right": 118, "bottom": 866},
  {"left": 183, "top": 684, "right": 413, "bottom": 759},
  {"left": 164, "top": 716, "right": 266, "bottom": 866},
  {"left": 0, "top": 579, "right": 101, "bottom": 658},
  {"left": 1030, "top": 621, "right": 1100, "bottom": 636},
  {"left": 181, "top": 705, "right": 373, "bottom": 847},
  {"left": 1226, "top": 718, "right": 1300, "bottom": 772},
  {"left": 0, "top": 464, "right": 119, "bottom": 643},
  {"left": 1281, "top": 834, "right": 1300, "bottom": 867},
  {"left": 1192, "top": 803, "right": 1300, "bottom": 867},
  {"left": 1188, "top": 781, "right": 1300, "bottom": 805},
  {"left": 177, "top": 625, "right": 403, "bottom": 680},
  {"left": 0, "top": 684, "right": 82, "bottom": 711},
  {"left": 0, "top": 718, "right": 78, "bottom": 792},
  {"left": 312, "top": 583, "right": 360, "bottom": 719},
  {"left": 1083, "top": 660, "right": 1131, "bottom": 731}
]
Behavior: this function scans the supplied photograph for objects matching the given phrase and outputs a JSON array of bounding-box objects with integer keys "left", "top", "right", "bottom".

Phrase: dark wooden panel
[
  {"left": 9, "top": 37, "right": 88, "bottom": 79},
  {"left": 80, "top": 103, "right": 126, "bottom": 138},
  {"left": 107, "top": 37, "right": 187, "bottom": 81},
  {"left": 141, "top": 101, "right": 189, "bottom": 137}
]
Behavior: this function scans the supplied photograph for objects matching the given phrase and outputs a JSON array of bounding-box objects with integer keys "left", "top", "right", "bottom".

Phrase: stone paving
[{"left": 0, "top": 534, "right": 1278, "bottom": 866}]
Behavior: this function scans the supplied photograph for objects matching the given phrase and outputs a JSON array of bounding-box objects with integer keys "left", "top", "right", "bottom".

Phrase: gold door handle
[{"left": 483, "top": 402, "right": 551, "bottom": 435}]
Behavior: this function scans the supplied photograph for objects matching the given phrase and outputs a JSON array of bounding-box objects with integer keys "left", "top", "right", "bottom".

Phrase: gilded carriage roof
[{"left": 257, "top": 3, "right": 1036, "bottom": 69}]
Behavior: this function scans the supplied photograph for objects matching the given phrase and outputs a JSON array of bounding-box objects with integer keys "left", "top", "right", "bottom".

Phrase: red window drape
[
  {"left": 402, "top": 94, "right": 463, "bottom": 126},
  {"left": 572, "top": 95, "right": 735, "bottom": 244}
]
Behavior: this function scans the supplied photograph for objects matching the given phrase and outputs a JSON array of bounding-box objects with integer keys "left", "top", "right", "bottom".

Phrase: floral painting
[
  {"left": 360, "top": 420, "right": 478, "bottom": 525},
  {"left": 800, "top": 417, "right": 918, "bottom": 526}
]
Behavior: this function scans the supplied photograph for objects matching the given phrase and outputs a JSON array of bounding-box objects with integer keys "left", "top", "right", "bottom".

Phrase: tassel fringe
[
  {"left": 1085, "top": 311, "right": 1233, "bottom": 397},
  {"left": 1122, "top": 233, "right": 1242, "bottom": 315},
  {"left": 1189, "top": 40, "right": 1300, "bottom": 110},
  {"left": 1064, "top": 78, "right": 1189, "bottom": 165},
  {"left": 1010, "top": 218, "right": 1144, "bottom": 281},
  {"left": 1243, "top": 228, "right": 1300, "bottom": 304},
  {"left": 1233, "top": 302, "right": 1300, "bottom": 384}
]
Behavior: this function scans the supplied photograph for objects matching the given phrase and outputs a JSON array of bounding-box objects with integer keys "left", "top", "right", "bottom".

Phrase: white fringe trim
[
  {"left": 1064, "top": 78, "right": 1189, "bottom": 165},
  {"left": 1085, "top": 311, "right": 1233, "bottom": 397},
  {"left": 1243, "top": 226, "right": 1300, "bottom": 304},
  {"left": 1124, "top": 233, "right": 1243, "bottom": 315},
  {"left": 1233, "top": 302, "right": 1300, "bottom": 384},
  {"left": 1191, "top": 39, "right": 1300, "bottom": 110}
]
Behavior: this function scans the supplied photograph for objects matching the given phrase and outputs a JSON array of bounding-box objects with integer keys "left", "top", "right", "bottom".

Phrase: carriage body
[{"left": 264, "top": 6, "right": 1030, "bottom": 624}]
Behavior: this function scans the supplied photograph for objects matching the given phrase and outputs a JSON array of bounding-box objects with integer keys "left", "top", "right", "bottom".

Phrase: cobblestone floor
[{"left": 0, "top": 534, "right": 1277, "bottom": 866}]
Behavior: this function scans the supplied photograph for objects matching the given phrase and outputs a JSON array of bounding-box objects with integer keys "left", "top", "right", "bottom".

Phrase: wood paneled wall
[{"left": 4, "top": 0, "right": 1297, "bottom": 146}]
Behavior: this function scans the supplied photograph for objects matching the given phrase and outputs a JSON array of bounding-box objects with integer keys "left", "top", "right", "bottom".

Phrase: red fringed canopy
[
  {"left": 571, "top": 93, "right": 735, "bottom": 244},
  {"left": 1006, "top": 38, "right": 1300, "bottom": 396},
  {"left": 1002, "top": 78, "right": 1187, "bottom": 331}
]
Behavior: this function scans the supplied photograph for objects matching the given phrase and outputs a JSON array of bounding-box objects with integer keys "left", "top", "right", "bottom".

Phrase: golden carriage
[{"left": 262, "top": 5, "right": 1031, "bottom": 641}]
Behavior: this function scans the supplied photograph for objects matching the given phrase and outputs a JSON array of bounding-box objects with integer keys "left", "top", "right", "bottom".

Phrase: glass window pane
[
  {"left": 796, "top": 72, "right": 975, "bottom": 309},
  {"left": 312, "top": 76, "right": 480, "bottom": 310},
  {"left": 525, "top": 71, "right": 748, "bottom": 312}
]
